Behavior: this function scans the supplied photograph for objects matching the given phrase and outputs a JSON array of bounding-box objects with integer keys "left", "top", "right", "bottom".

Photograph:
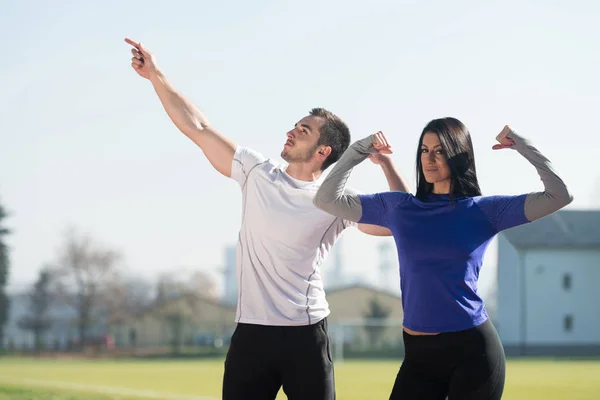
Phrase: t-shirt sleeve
[
  {"left": 357, "top": 192, "right": 406, "bottom": 228},
  {"left": 474, "top": 194, "right": 530, "bottom": 232},
  {"left": 231, "top": 146, "right": 267, "bottom": 187}
]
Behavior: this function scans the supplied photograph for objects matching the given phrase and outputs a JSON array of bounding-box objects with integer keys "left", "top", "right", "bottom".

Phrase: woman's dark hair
[{"left": 415, "top": 117, "right": 482, "bottom": 200}]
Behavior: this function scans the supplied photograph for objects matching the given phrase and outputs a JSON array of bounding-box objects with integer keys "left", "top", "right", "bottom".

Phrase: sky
[{"left": 1, "top": 0, "right": 599, "bottom": 298}]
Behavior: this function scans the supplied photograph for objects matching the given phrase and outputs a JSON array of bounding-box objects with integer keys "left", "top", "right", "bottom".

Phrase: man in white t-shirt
[{"left": 125, "top": 38, "right": 410, "bottom": 400}]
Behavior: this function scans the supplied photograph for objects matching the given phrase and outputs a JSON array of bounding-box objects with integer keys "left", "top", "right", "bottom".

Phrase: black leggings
[{"left": 390, "top": 319, "right": 505, "bottom": 400}]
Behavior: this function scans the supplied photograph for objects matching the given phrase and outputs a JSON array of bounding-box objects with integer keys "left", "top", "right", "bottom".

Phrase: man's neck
[{"left": 285, "top": 162, "right": 323, "bottom": 182}]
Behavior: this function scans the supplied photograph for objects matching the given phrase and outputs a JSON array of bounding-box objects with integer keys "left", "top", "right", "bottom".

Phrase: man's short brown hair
[{"left": 310, "top": 108, "right": 351, "bottom": 171}]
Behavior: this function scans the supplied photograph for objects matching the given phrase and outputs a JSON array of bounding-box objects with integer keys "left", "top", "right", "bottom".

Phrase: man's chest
[{"left": 242, "top": 175, "right": 339, "bottom": 242}]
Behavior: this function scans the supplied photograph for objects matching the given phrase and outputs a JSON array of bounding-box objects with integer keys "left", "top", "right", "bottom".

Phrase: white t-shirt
[{"left": 230, "top": 146, "right": 356, "bottom": 326}]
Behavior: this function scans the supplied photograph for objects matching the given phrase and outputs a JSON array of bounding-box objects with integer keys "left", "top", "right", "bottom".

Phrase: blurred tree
[
  {"left": 52, "top": 228, "right": 121, "bottom": 350},
  {"left": 104, "top": 274, "right": 154, "bottom": 324},
  {"left": 165, "top": 312, "right": 184, "bottom": 354},
  {"left": 363, "top": 297, "right": 391, "bottom": 348},
  {"left": 153, "top": 269, "right": 217, "bottom": 354},
  {"left": 155, "top": 269, "right": 218, "bottom": 303},
  {"left": 18, "top": 268, "right": 54, "bottom": 351},
  {"left": 0, "top": 201, "right": 11, "bottom": 350}
]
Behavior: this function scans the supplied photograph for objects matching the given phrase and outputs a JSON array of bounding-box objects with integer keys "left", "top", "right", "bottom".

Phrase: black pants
[
  {"left": 222, "top": 318, "right": 335, "bottom": 400},
  {"left": 390, "top": 319, "right": 505, "bottom": 400}
]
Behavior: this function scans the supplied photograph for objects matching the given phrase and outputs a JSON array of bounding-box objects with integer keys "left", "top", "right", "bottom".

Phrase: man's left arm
[{"left": 357, "top": 154, "right": 411, "bottom": 236}]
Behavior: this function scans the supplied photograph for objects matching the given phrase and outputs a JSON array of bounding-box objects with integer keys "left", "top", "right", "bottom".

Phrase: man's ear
[{"left": 317, "top": 145, "right": 332, "bottom": 160}]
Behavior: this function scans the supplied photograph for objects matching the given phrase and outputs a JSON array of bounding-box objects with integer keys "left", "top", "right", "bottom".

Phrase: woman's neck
[{"left": 432, "top": 180, "right": 451, "bottom": 194}]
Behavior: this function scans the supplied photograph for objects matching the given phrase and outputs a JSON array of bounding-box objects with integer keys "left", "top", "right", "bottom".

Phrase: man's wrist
[{"left": 148, "top": 68, "right": 164, "bottom": 83}]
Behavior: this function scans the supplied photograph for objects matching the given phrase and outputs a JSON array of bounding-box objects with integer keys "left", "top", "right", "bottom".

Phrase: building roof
[{"left": 502, "top": 210, "right": 600, "bottom": 249}]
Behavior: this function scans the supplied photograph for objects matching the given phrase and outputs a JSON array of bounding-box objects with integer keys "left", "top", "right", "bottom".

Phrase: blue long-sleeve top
[{"left": 313, "top": 128, "right": 573, "bottom": 333}]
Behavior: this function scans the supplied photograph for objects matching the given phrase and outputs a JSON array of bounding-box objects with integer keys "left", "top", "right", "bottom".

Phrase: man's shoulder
[{"left": 235, "top": 146, "right": 281, "bottom": 171}]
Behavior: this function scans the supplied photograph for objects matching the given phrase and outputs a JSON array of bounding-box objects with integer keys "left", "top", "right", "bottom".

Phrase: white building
[
  {"left": 497, "top": 210, "right": 600, "bottom": 356},
  {"left": 4, "top": 292, "right": 81, "bottom": 350}
]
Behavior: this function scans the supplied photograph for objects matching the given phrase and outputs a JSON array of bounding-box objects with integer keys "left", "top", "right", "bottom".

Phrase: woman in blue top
[{"left": 313, "top": 118, "right": 573, "bottom": 400}]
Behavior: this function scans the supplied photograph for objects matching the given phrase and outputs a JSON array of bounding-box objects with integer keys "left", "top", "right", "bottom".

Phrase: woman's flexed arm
[{"left": 493, "top": 125, "right": 573, "bottom": 221}]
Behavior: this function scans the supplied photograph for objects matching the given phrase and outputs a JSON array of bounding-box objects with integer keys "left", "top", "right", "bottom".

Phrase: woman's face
[{"left": 421, "top": 132, "right": 451, "bottom": 190}]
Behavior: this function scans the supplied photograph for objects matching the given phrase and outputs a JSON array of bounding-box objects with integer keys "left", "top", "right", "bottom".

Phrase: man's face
[{"left": 281, "top": 115, "right": 325, "bottom": 163}]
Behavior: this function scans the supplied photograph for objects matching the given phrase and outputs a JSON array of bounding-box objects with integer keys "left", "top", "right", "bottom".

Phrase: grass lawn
[
  {"left": 0, "top": 357, "right": 599, "bottom": 399},
  {"left": 0, "top": 385, "right": 115, "bottom": 400}
]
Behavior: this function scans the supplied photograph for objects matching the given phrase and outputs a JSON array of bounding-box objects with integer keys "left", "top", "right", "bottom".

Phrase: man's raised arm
[{"left": 125, "top": 38, "right": 235, "bottom": 177}]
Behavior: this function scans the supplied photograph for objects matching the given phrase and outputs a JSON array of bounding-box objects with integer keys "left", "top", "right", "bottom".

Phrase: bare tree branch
[{"left": 51, "top": 227, "right": 121, "bottom": 349}]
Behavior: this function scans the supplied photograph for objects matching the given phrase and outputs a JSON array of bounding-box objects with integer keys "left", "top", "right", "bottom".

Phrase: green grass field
[{"left": 0, "top": 357, "right": 599, "bottom": 399}]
